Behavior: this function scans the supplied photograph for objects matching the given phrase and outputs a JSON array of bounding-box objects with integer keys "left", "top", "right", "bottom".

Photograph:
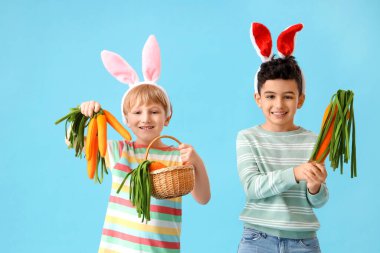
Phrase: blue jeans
[{"left": 238, "top": 227, "right": 321, "bottom": 253}]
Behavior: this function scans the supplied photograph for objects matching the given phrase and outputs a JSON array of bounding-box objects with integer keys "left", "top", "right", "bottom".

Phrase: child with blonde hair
[{"left": 81, "top": 35, "right": 210, "bottom": 253}]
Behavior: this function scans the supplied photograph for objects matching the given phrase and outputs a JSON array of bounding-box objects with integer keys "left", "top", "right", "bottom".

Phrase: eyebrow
[
  {"left": 148, "top": 106, "right": 161, "bottom": 110},
  {"left": 132, "top": 104, "right": 161, "bottom": 109}
]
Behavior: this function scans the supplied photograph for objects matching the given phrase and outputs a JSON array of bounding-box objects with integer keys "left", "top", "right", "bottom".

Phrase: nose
[
  {"left": 274, "top": 97, "right": 284, "bottom": 108},
  {"left": 141, "top": 111, "right": 151, "bottom": 123}
]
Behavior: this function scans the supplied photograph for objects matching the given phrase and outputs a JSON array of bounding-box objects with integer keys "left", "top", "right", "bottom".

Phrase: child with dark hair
[
  {"left": 237, "top": 23, "right": 328, "bottom": 253},
  {"left": 257, "top": 56, "right": 303, "bottom": 95}
]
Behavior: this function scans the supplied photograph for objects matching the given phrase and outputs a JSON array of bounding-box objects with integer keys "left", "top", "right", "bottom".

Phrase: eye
[
  {"left": 151, "top": 110, "right": 160, "bottom": 114},
  {"left": 265, "top": 95, "right": 275, "bottom": 99},
  {"left": 284, "top": 96, "right": 294, "bottom": 100},
  {"left": 132, "top": 111, "right": 141, "bottom": 115}
]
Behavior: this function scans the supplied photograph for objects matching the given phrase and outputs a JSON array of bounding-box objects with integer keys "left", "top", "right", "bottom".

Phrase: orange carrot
[
  {"left": 316, "top": 105, "right": 351, "bottom": 162},
  {"left": 103, "top": 109, "right": 132, "bottom": 140},
  {"left": 97, "top": 114, "right": 107, "bottom": 157},
  {"left": 315, "top": 124, "right": 334, "bottom": 162},
  {"left": 87, "top": 135, "right": 98, "bottom": 179},
  {"left": 321, "top": 104, "right": 331, "bottom": 127},
  {"left": 149, "top": 161, "right": 166, "bottom": 172},
  {"left": 315, "top": 105, "right": 337, "bottom": 162},
  {"left": 85, "top": 117, "right": 98, "bottom": 161}
]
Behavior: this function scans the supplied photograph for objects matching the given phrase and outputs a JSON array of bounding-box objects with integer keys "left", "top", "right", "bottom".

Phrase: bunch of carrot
[
  {"left": 117, "top": 160, "right": 166, "bottom": 222},
  {"left": 55, "top": 107, "right": 132, "bottom": 183},
  {"left": 310, "top": 90, "right": 356, "bottom": 178}
]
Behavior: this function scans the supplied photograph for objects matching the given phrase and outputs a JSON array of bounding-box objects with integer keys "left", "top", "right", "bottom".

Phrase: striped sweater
[
  {"left": 99, "top": 140, "right": 182, "bottom": 253},
  {"left": 236, "top": 126, "right": 329, "bottom": 239}
]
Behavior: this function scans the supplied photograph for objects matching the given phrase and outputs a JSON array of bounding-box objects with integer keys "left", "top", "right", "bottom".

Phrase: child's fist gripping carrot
[{"left": 80, "top": 101, "right": 101, "bottom": 117}]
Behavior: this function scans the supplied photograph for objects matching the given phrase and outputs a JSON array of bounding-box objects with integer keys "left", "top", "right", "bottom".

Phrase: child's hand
[
  {"left": 304, "top": 162, "right": 327, "bottom": 194},
  {"left": 179, "top": 143, "right": 211, "bottom": 205},
  {"left": 80, "top": 101, "right": 101, "bottom": 117},
  {"left": 294, "top": 163, "right": 312, "bottom": 182},
  {"left": 294, "top": 162, "right": 327, "bottom": 194},
  {"left": 178, "top": 143, "right": 202, "bottom": 168}
]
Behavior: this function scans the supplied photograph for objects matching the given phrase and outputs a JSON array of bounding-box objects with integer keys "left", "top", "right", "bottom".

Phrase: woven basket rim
[{"left": 150, "top": 164, "right": 195, "bottom": 175}]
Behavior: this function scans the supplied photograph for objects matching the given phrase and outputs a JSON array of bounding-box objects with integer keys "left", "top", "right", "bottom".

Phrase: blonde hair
[{"left": 123, "top": 84, "right": 171, "bottom": 117}]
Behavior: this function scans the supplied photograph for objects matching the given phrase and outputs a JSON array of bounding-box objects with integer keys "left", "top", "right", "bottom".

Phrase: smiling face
[
  {"left": 126, "top": 102, "right": 170, "bottom": 147},
  {"left": 254, "top": 79, "right": 305, "bottom": 132}
]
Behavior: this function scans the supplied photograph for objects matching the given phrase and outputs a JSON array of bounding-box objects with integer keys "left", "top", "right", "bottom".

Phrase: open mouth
[
  {"left": 271, "top": 112, "right": 287, "bottom": 116},
  {"left": 139, "top": 126, "right": 154, "bottom": 130}
]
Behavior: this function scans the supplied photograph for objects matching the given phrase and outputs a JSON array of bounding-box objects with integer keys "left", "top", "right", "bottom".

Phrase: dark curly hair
[{"left": 257, "top": 56, "right": 303, "bottom": 95}]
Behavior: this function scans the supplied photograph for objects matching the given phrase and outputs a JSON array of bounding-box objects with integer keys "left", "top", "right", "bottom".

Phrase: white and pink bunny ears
[
  {"left": 100, "top": 35, "right": 171, "bottom": 124},
  {"left": 250, "top": 22, "right": 306, "bottom": 94}
]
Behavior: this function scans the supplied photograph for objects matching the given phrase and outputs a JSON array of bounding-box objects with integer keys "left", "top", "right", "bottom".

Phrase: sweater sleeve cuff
[
  {"left": 307, "top": 183, "right": 329, "bottom": 208},
  {"left": 278, "top": 167, "right": 298, "bottom": 189}
]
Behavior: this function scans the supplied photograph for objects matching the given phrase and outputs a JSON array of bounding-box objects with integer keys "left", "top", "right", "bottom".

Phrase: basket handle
[{"left": 144, "top": 135, "right": 182, "bottom": 160}]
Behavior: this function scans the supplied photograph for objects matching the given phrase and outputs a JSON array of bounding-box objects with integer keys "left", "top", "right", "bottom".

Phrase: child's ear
[
  {"left": 254, "top": 93, "right": 262, "bottom": 108},
  {"left": 124, "top": 115, "right": 130, "bottom": 127},
  {"left": 297, "top": 94, "right": 305, "bottom": 109},
  {"left": 164, "top": 116, "right": 171, "bottom": 126}
]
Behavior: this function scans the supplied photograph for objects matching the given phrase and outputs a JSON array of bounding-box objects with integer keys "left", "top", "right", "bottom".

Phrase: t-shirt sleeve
[{"left": 105, "top": 140, "right": 123, "bottom": 170}]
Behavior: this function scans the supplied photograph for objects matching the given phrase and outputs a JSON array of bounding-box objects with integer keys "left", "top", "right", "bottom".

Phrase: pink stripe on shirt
[
  {"left": 110, "top": 196, "right": 182, "bottom": 216},
  {"left": 103, "top": 228, "right": 180, "bottom": 249}
]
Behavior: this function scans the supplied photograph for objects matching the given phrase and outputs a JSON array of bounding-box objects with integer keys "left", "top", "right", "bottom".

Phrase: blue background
[{"left": 1, "top": 0, "right": 378, "bottom": 252}]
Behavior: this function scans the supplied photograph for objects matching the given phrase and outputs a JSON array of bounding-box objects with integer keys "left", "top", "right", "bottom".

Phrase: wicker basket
[{"left": 145, "top": 135, "right": 195, "bottom": 199}]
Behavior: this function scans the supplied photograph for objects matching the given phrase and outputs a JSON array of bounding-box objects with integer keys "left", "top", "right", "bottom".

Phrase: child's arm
[
  {"left": 237, "top": 131, "right": 298, "bottom": 199},
  {"left": 179, "top": 143, "right": 211, "bottom": 205}
]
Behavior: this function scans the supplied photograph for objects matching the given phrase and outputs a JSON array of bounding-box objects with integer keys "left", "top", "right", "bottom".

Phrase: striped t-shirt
[
  {"left": 99, "top": 140, "right": 182, "bottom": 253},
  {"left": 236, "top": 126, "right": 329, "bottom": 239}
]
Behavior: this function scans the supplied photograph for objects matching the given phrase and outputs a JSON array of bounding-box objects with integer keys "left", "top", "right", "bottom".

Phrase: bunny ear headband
[
  {"left": 250, "top": 22, "right": 306, "bottom": 94},
  {"left": 100, "top": 35, "right": 171, "bottom": 124}
]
